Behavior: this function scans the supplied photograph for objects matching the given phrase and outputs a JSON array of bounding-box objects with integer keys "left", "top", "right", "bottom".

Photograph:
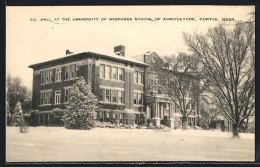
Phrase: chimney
[
  {"left": 114, "top": 45, "right": 125, "bottom": 57},
  {"left": 66, "top": 49, "right": 73, "bottom": 55}
]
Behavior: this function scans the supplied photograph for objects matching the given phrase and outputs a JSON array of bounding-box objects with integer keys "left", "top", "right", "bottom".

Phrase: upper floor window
[
  {"left": 76, "top": 64, "right": 79, "bottom": 76},
  {"left": 134, "top": 93, "right": 138, "bottom": 104},
  {"left": 134, "top": 71, "right": 138, "bottom": 84},
  {"left": 184, "top": 98, "right": 191, "bottom": 111},
  {"left": 106, "top": 65, "right": 112, "bottom": 80},
  {"left": 100, "top": 64, "right": 125, "bottom": 81},
  {"left": 69, "top": 65, "right": 73, "bottom": 79},
  {"left": 65, "top": 64, "right": 79, "bottom": 80},
  {"left": 105, "top": 89, "right": 111, "bottom": 102},
  {"left": 138, "top": 93, "right": 143, "bottom": 105},
  {"left": 134, "top": 92, "right": 144, "bottom": 105},
  {"left": 40, "top": 69, "right": 53, "bottom": 84},
  {"left": 177, "top": 61, "right": 185, "bottom": 72},
  {"left": 149, "top": 74, "right": 159, "bottom": 92},
  {"left": 55, "top": 68, "right": 62, "bottom": 81},
  {"left": 40, "top": 71, "right": 44, "bottom": 84},
  {"left": 134, "top": 71, "right": 144, "bottom": 85},
  {"left": 138, "top": 72, "right": 144, "bottom": 84},
  {"left": 40, "top": 90, "right": 52, "bottom": 105},
  {"left": 45, "top": 70, "right": 49, "bottom": 83},
  {"left": 118, "top": 90, "right": 124, "bottom": 104},
  {"left": 112, "top": 90, "right": 118, "bottom": 103},
  {"left": 65, "top": 66, "right": 69, "bottom": 80},
  {"left": 99, "top": 89, "right": 104, "bottom": 101},
  {"left": 55, "top": 90, "right": 61, "bottom": 104},
  {"left": 112, "top": 67, "right": 118, "bottom": 80},
  {"left": 119, "top": 68, "right": 124, "bottom": 81},
  {"left": 100, "top": 64, "right": 105, "bottom": 79},
  {"left": 192, "top": 101, "right": 196, "bottom": 110},
  {"left": 99, "top": 88, "right": 124, "bottom": 104}
]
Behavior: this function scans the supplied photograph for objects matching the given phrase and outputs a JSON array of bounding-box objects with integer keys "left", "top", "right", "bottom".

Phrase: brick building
[
  {"left": 29, "top": 46, "right": 148, "bottom": 126},
  {"left": 29, "top": 46, "right": 200, "bottom": 128},
  {"left": 132, "top": 52, "right": 200, "bottom": 128}
]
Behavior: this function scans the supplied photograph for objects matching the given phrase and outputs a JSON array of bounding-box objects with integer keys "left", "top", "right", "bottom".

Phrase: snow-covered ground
[{"left": 6, "top": 127, "right": 254, "bottom": 162}]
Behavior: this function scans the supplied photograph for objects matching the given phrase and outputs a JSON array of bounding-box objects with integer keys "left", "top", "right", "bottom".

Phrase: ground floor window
[{"left": 104, "top": 112, "right": 110, "bottom": 122}]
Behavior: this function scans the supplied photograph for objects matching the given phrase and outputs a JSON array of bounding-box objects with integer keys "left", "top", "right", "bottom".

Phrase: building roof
[
  {"left": 29, "top": 51, "right": 148, "bottom": 69},
  {"left": 132, "top": 51, "right": 159, "bottom": 63}
]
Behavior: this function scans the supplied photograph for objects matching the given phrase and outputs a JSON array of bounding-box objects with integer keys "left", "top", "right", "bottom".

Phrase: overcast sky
[{"left": 6, "top": 6, "right": 254, "bottom": 89}]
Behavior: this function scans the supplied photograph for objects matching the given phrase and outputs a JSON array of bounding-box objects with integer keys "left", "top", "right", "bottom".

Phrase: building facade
[
  {"left": 29, "top": 46, "right": 200, "bottom": 128},
  {"left": 132, "top": 52, "right": 200, "bottom": 128},
  {"left": 29, "top": 46, "right": 148, "bottom": 126}
]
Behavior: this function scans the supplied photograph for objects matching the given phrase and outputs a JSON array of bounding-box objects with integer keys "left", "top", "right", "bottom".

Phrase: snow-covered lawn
[{"left": 6, "top": 127, "right": 254, "bottom": 162}]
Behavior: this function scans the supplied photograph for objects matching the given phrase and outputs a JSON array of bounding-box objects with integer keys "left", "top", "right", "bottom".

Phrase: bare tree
[
  {"left": 184, "top": 22, "right": 255, "bottom": 137},
  {"left": 150, "top": 53, "right": 202, "bottom": 129}
]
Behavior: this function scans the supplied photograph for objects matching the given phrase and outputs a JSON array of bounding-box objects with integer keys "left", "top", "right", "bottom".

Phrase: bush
[
  {"left": 193, "top": 126, "right": 203, "bottom": 130},
  {"left": 12, "top": 102, "right": 25, "bottom": 127},
  {"left": 62, "top": 77, "right": 98, "bottom": 130},
  {"left": 148, "top": 123, "right": 154, "bottom": 129}
]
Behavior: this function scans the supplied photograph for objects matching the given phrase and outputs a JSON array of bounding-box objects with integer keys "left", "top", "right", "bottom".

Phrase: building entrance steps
[{"left": 161, "top": 118, "right": 174, "bottom": 129}]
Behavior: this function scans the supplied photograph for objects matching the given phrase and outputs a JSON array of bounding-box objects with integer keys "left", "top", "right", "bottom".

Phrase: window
[
  {"left": 100, "top": 64, "right": 105, "bottom": 79},
  {"left": 55, "top": 91, "right": 61, "bottom": 104},
  {"left": 99, "top": 89, "right": 104, "bottom": 101},
  {"left": 65, "top": 66, "right": 69, "bottom": 80},
  {"left": 101, "top": 88, "right": 124, "bottom": 104},
  {"left": 55, "top": 68, "right": 62, "bottom": 81},
  {"left": 45, "top": 70, "right": 49, "bottom": 83},
  {"left": 178, "top": 61, "right": 185, "bottom": 71},
  {"left": 134, "top": 93, "right": 138, "bottom": 104},
  {"left": 76, "top": 64, "right": 79, "bottom": 77},
  {"left": 119, "top": 68, "right": 124, "bottom": 81},
  {"left": 185, "top": 98, "right": 191, "bottom": 110},
  {"left": 45, "top": 92, "right": 52, "bottom": 104},
  {"left": 64, "top": 64, "right": 78, "bottom": 80},
  {"left": 112, "top": 90, "right": 118, "bottom": 103},
  {"left": 112, "top": 67, "right": 118, "bottom": 80},
  {"left": 40, "top": 91, "right": 52, "bottom": 105},
  {"left": 100, "top": 65, "right": 124, "bottom": 81},
  {"left": 134, "top": 71, "right": 144, "bottom": 84},
  {"left": 49, "top": 70, "right": 53, "bottom": 82},
  {"left": 192, "top": 101, "right": 196, "bottom": 110},
  {"left": 149, "top": 74, "right": 159, "bottom": 92},
  {"left": 138, "top": 93, "right": 143, "bottom": 105},
  {"left": 138, "top": 72, "right": 144, "bottom": 84},
  {"left": 40, "top": 92, "right": 44, "bottom": 104},
  {"left": 105, "top": 89, "right": 111, "bottom": 102},
  {"left": 134, "top": 92, "right": 144, "bottom": 105},
  {"left": 71, "top": 64, "right": 76, "bottom": 79},
  {"left": 106, "top": 65, "right": 112, "bottom": 80},
  {"left": 64, "top": 89, "right": 70, "bottom": 103},
  {"left": 40, "top": 69, "right": 53, "bottom": 84},
  {"left": 69, "top": 65, "right": 72, "bottom": 79},
  {"left": 99, "top": 112, "right": 104, "bottom": 118},
  {"left": 118, "top": 91, "right": 124, "bottom": 103},
  {"left": 119, "top": 113, "right": 123, "bottom": 123},
  {"left": 134, "top": 71, "right": 138, "bottom": 84},
  {"left": 40, "top": 71, "right": 44, "bottom": 84}
]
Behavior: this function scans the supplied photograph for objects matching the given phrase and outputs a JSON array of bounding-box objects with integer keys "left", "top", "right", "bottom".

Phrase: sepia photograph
[{"left": 6, "top": 5, "right": 255, "bottom": 162}]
